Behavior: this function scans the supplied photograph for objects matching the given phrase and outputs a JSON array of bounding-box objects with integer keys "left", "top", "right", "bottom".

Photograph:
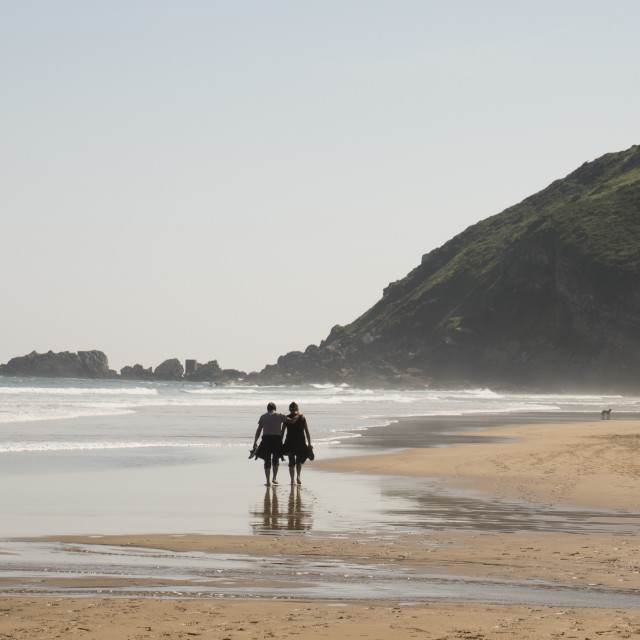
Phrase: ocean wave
[
  {"left": 309, "top": 382, "right": 352, "bottom": 392},
  {"left": 438, "top": 388, "right": 504, "bottom": 400},
  {"left": 314, "top": 433, "right": 362, "bottom": 445},
  {"left": 0, "top": 440, "right": 244, "bottom": 453},
  {"left": 508, "top": 394, "right": 625, "bottom": 403},
  {"left": 131, "top": 394, "right": 419, "bottom": 409},
  {"left": 0, "top": 435, "right": 352, "bottom": 453},
  {"left": 0, "top": 408, "right": 136, "bottom": 424},
  {"left": 0, "top": 386, "right": 158, "bottom": 396},
  {"left": 181, "top": 388, "right": 259, "bottom": 395},
  {"left": 467, "top": 388, "right": 503, "bottom": 397},
  {"left": 122, "top": 388, "right": 619, "bottom": 410}
]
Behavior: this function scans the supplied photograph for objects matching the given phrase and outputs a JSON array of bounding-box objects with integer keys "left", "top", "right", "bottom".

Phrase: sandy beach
[
  {"left": 318, "top": 418, "right": 640, "bottom": 511},
  {"left": 2, "top": 418, "right": 640, "bottom": 638}
]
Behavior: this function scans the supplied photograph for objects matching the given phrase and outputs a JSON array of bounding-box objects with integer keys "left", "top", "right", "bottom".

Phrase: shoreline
[
  {"left": 2, "top": 415, "right": 640, "bottom": 638},
  {"left": 317, "top": 418, "right": 640, "bottom": 511}
]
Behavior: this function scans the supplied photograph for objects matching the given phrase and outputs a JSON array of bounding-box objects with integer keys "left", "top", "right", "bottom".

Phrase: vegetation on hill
[{"left": 250, "top": 145, "right": 640, "bottom": 390}]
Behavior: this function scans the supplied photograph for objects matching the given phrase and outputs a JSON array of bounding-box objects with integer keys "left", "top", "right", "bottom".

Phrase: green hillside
[{"left": 252, "top": 145, "right": 640, "bottom": 390}]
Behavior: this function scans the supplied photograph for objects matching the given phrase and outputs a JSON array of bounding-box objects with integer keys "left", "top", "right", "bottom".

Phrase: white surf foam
[
  {"left": 0, "top": 386, "right": 157, "bottom": 396},
  {"left": 0, "top": 440, "right": 244, "bottom": 453}
]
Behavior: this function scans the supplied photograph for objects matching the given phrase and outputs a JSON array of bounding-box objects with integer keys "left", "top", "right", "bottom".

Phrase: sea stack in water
[
  {"left": 183, "top": 359, "right": 245, "bottom": 384},
  {"left": 153, "top": 358, "right": 185, "bottom": 381},
  {"left": 120, "top": 364, "right": 155, "bottom": 381}
]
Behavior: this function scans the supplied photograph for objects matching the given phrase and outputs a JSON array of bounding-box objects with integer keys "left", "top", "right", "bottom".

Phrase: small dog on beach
[{"left": 601, "top": 409, "right": 612, "bottom": 420}]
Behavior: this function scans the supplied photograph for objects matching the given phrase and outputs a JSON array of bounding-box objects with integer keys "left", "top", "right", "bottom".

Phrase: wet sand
[
  {"left": 2, "top": 416, "right": 640, "bottom": 638},
  {"left": 317, "top": 418, "right": 640, "bottom": 510}
]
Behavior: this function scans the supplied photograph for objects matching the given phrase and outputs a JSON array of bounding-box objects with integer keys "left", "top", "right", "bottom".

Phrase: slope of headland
[{"left": 249, "top": 144, "right": 640, "bottom": 390}]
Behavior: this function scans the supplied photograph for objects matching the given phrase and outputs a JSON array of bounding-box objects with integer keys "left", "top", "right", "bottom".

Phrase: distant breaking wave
[
  {"left": 0, "top": 386, "right": 157, "bottom": 396},
  {"left": 0, "top": 441, "right": 238, "bottom": 453},
  {"left": 0, "top": 408, "right": 135, "bottom": 424},
  {"left": 0, "top": 378, "right": 637, "bottom": 443},
  {"left": 0, "top": 432, "right": 351, "bottom": 453},
  {"left": 181, "top": 388, "right": 259, "bottom": 395}
]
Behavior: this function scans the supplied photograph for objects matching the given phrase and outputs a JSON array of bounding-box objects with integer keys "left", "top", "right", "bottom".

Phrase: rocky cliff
[{"left": 249, "top": 145, "right": 640, "bottom": 391}]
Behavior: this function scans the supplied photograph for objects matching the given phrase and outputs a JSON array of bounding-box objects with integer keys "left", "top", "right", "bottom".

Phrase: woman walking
[{"left": 282, "top": 402, "right": 312, "bottom": 485}]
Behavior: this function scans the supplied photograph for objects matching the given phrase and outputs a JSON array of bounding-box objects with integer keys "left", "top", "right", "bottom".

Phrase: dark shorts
[{"left": 257, "top": 435, "right": 282, "bottom": 468}]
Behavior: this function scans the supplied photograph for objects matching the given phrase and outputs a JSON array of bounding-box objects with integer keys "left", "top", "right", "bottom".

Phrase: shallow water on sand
[
  {"left": 3, "top": 440, "right": 638, "bottom": 539},
  {"left": 2, "top": 540, "right": 639, "bottom": 609},
  {"left": 3, "top": 411, "right": 639, "bottom": 538},
  {"left": 2, "top": 434, "right": 639, "bottom": 608}
]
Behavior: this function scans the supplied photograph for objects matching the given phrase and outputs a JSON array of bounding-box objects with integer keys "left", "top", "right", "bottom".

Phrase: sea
[{"left": 1, "top": 376, "right": 639, "bottom": 538}]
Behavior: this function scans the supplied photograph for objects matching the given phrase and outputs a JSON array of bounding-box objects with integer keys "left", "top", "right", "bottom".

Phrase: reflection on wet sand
[
  {"left": 251, "top": 485, "right": 312, "bottom": 533},
  {"left": 379, "top": 478, "right": 640, "bottom": 535}
]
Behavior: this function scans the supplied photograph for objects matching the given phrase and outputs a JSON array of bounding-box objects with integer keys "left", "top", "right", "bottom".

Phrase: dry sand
[
  {"left": 3, "top": 419, "right": 640, "bottom": 639},
  {"left": 2, "top": 597, "right": 640, "bottom": 639}
]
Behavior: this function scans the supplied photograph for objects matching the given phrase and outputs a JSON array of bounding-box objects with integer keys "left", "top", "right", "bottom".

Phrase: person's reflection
[
  {"left": 262, "top": 486, "right": 280, "bottom": 530},
  {"left": 250, "top": 486, "right": 313, "bottom": 533},
  {"left": 286, "top": 485, "right": 310, "bottom": 531}
]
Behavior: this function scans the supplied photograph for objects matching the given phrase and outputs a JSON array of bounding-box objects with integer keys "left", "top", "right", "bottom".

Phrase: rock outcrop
[
  {"left": 0, "top": 350, "right": 117, "bottom": 379},
  {"left": 153, "top": 358, "right": 184, "bottom": 381},
  {"left": 0, "top": 352, "right": 246, "bottom": 384},
  {"left": 119, "top": 364, "right": 155, "bottom": 381},
  {"left": 184, "top": 360, "right": 245, "bottom": 384}
]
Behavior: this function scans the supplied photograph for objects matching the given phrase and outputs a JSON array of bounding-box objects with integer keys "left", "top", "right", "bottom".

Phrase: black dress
[{"left": 282, "top": 414, "right": 309, "bottom": 464}]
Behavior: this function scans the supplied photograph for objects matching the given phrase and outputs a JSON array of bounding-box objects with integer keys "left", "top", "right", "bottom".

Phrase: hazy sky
[{"left": 3, "top": 1, "right": 639, "bottom": 373}]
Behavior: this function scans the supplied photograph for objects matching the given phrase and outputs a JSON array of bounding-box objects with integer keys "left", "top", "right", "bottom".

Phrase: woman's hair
[
  {"left": 289, "top": 402, "right": 298, "bottom": 411},
  {"left": 267, "top": 402, "right": 276, "bottom": 411}
]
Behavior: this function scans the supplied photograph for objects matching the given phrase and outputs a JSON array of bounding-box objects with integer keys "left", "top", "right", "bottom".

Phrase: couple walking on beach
[{"left": 252, "top": 402, "right": 312, "bottom": 487}]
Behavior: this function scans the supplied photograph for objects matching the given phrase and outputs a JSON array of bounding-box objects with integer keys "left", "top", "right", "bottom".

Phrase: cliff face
[{"left": 250, "top": 145, "right": 640, "bottom": 390}]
